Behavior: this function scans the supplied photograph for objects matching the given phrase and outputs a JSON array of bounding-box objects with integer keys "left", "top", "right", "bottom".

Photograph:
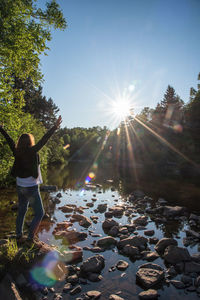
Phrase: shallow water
[{"left": 0, "top": 163, "right": 200, "bottom": 299}]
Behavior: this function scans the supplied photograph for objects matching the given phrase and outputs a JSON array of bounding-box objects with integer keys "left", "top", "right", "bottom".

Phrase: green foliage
[
  {"left": 0, "top": 107, "right": 48, "bottom": 186},
  {"left": 0, "top": 0, "right": 66, "bottom": 104},
  {"left": 4, "top": 239, "right": 18, "bottom": 261}
]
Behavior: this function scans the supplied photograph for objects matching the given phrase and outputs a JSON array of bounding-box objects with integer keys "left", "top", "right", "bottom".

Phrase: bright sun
[{"left": 111, "top": 99, "right": 132, "bottom": 120}]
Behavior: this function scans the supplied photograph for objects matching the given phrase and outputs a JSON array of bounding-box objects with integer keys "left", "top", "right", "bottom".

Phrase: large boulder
[
  {"left": 97, "top": 237, "right": 117, "bottom": 248},
  {"left": 162, "top": 206, "right": 186, "bottom": 217},
  {"left": 117, "top": 235, "right": 148, "bottom": 250},
  {"left": 109, "top": 206, "right": 125, "bottom": 216},
  {"left": 70, "top": 214, "right": 92, "bottom": 227},
  {"left": 97, "top": 204, "right": 107, "bottom": 213},
  {"left": 122, "top": 245, "right": 139, "bottom": 257},
  {"left": 133, "top": 216, "right": 148, "bottom": 226},
  {"left": 102, "top": 219, "right": 119, "bottom": 231},
  {"left": 163, "top": 245, "right": 191, "bottom": 264},
  {"left": 80, "top": 255, "right": 105, "bottom": 274},
  {"left": 136, "top": 263, "right": 164, "bottom": 288},
  {"left": 154, "top": 238, "right": 178, "bottom": 254}
]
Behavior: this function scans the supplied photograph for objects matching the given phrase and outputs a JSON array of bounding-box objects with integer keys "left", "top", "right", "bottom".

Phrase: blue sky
[{"left": 40, "top": 0, "right": 200, "bottom": 129}]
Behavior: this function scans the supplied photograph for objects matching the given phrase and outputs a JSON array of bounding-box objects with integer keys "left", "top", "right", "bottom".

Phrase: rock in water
[
  {"left": 154, "top": 238, "right": 178, "bottom": 254},
  {"left": 139, "top": 289, "right": 158, "bottom": 299},
  {"left": 136, "top": 268, "right": 164, "bottom": 288},
  {"left": 163, "top": 245, "right": 191, "bottom": 264},
  {"left": 80, "top": 255, "right": 105, "bottom": 274}
]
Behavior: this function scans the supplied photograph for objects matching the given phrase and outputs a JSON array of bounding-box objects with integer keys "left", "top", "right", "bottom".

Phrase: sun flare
[{"left": 111, "top": 99, "right": 132, "bottom": 121}]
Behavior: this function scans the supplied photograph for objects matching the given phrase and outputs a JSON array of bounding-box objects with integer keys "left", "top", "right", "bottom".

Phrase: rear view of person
[{"left": 0, "top": 116, "right": 62, "bottom": 243}]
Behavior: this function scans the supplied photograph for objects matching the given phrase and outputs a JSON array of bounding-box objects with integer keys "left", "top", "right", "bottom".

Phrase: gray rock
[
  {"left": 164, "top": 245, "right": 191, "bottom": 264},
  {"left": 102, "top": 219, "right": 119, "bottom": 230},
  {"left": 162, "top": 206, "right": 186, "bottom": 217},
  {"left": 63, "top": 283, "right": 73, "bottom": 292},
  {"left": 136, "top": 268, "right": 164, "bottom": 288},
  {"left": 109, "top": 206, "right": 125, "bottom": 216},
  {"left": 139, "top": 289, "right": 158, "bottom": 299},
  {"left": 116, "top": 260, "right": 129, "bottom": 271},
  {"left": 139, "top": 263, "right": 163, "bottom": 271},
  {"left": 117, "top": 235, "right": 148, "bottom": 250},
  {"left": 181, "top": 275, "right": 193, "bottom": 286},
  {"left": 97, "top": 204, "right": 107, "bottom": 213},
  {"left": 166, "top": 266, "right": 177, "bottom": 277},
  {"left": 144, "top": 230, "right": 155, "bottom": 236},
  {"left": 122, "top": 245, "right": 139, "bottom": 257},
  {"left": 133, "top": 216, "right": 148, "bottom": 226},
  {"left": 170, "top": 280, "right": 185, "bottom": 289},
  {"left": 142, "top": 251, "right": 159, "bottom": 261},
  {"left": 80, "top": 255, "right": 105, "bottom": 274},
  {"left": 86, "top": 290, "right": 101, "bottom": 299},
  {"left": 108, "top": 226, "right": 119, "bottom": 237},
  {"left": 109, "top": 295, "right": 124, "bottom": 300},
  {"left": 87, "top": 273, "right": 103, "bottom": 282},
  {"left": 185, "top": 261, "right": 200, "bottom": 273},
  {"left": 149, "top": 237, "right": 159, "bottom": 244},
  {"left": 70, "top": 285, "right": 82, "bottom": 295},
  {"left": 67, "top": 274, "right": 79, "bottom": 285},
  {"left": 97, "top": 236, "right": 117, "bottom": 248},
  {"left": 154, "top": 238, "right": 178, "bottom": 254}
]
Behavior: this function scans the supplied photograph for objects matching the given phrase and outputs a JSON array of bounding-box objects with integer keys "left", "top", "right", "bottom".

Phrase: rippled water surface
[{"left": 0, "top": 163, "right": 200, "bottom": 299}]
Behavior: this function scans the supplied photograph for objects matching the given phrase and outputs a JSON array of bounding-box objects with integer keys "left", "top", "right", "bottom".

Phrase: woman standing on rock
[{"left": 0, "top": 116, "right": 62, "bottom": 243}]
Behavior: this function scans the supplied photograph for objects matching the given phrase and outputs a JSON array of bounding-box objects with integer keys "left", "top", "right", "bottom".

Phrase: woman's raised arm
[
  {"left": 0, "top": 125, "right": 16, "bottom": 155},
  {"left": 33, "top": 116, "right": 62, "bottom": 152}
]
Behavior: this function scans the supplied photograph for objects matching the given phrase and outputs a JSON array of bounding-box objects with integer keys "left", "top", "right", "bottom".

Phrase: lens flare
[
  {"left": 30, "top": 251, "right": 67, "bottom": 287},
  {"left": 85, "top": 172, "right": 96, "bottom": 184},
  {"left": 89, "top": 172, "right": 95, "bottom": 179}
]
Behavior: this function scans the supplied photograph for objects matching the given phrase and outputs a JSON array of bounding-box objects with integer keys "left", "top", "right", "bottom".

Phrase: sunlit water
[{"left": 0, "top": 163, "right": 200, "bottom": 299}]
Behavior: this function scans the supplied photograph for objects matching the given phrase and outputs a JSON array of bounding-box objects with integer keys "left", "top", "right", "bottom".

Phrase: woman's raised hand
[{"left": 55, "top": 115, "right": 62, "bottom": 128}]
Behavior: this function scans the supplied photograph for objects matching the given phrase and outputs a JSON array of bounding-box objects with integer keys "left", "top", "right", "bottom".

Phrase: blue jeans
[{"left": 16, "top": 185, "right": 44, "bottom": 239}]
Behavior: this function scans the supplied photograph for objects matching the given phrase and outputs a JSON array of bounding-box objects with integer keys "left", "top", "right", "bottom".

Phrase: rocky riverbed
[{"left": 0, "top": 183, "right": 200, "bottom": 299}]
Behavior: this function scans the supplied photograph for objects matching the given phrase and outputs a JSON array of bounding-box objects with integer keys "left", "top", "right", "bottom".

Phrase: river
[{"left": 0, "top": 162, "right": 200, "bottom": 299}]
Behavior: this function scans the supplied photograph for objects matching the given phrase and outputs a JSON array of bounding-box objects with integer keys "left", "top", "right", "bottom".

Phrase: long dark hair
[{"left": 16, "top": 133, "right": 35, "bottom": 151}]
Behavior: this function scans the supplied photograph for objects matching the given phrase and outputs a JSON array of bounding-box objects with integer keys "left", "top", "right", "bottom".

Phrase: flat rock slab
[
  {"left": 97, "top": 236, "right": 117, "bottom": 248},
  {"left": 116, "top": 260, "right": 129, "bottom": 271},
  {"left": 86, "top": 290, "right": 102, "bottom": 299},
  {"left": 117, "top": 235, "right": 148, "bottom": 249},
  {"left": 163, "top": 245, "right": 191, "bottom": 264},
  {"left": 170, "top": 280, "right": 185, "bottom": 289},
  {"left": 80, "top": 255, "right": 105, "bottom": 274},
  {"left": 139, "top": 289, "right": 158, "bottom": 299},
  {"left": 109, "top": 295, "right": 125, "bottom": 300},
  {"left": 136, "top": 268, "right": 164, "bottom": 288},
  {"left": 162, "top": 206, "right": 186, "bottom": 217},
  {"left": 155, "top": 238, "right": 178, "bottom": 253},
  {"left": 102, "top": 219, "right": 119, "bottom": 230}
]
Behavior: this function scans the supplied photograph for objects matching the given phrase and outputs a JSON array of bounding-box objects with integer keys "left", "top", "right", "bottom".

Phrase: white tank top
[{"left": 16, "top": 165, "right": 43, "bottom": 187}]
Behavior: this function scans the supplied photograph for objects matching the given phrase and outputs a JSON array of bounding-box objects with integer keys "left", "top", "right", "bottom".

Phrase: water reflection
[{"left": 0, "top": 163, "right": 200, "bottom": 299}]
